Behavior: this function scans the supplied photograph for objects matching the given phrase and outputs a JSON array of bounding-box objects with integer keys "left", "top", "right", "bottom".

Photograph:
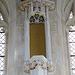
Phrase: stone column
[
  {"left": 24, "top": 8, "right": 30, "bottom": 61},
  {"left": 31, "top": 2, "right": 33, "bottom": 12},
  {"left": 45, "top": 7, "right": 52, "bottom": 61}
]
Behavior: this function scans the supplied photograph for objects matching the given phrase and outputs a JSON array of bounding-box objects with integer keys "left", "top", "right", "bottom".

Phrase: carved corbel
[{"left": 24, "top": 56, "right": 53, "bottom": 73}]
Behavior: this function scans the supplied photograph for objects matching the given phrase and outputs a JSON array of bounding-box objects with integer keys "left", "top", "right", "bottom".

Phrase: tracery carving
[
  {"left": 24, "top": 56, "right": 53, "bottom": 72},
  {"left": 30, "top": 13, "right": 45, "bottom": 23}
]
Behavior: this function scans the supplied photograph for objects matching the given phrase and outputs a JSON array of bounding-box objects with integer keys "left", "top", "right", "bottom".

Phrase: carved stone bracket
[{"left": 24, "top": 56, "right": 53, "bottom": 73}]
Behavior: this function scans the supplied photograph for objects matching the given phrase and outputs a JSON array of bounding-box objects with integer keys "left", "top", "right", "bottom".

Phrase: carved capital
[{"left": 24, "top": 56, "right": 53, "bottom": 72}]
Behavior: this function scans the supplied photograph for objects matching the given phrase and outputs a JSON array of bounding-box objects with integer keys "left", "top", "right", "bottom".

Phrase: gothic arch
[
  {"left": 0, "top": 0, "right": 9, "bottom": 23},
  {"left": 65, "top": 0, "right": 74, "bottom": 21},
  {"left": 66, "top": 16, "right": 75, "bottom": 26},
  {"left": 6, "top": 0, "right": 16, "bottom": 16},
  {"left": 0, "top": 1, "right": 9, "bottom": 75},
  {"left": 65, "top": 4, "right": 75, "bottom": 74}
]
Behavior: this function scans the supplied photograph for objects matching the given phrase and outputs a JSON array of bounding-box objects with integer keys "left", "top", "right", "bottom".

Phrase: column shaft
[
  {"left": 24, "top": 8, "right": 30, "bottom": 61},
  {"left": 30, "top": 66, "right": 47, "bottom": 75},
  {"left": 45, "top": 7, "right": 52, "bottom": 61}
]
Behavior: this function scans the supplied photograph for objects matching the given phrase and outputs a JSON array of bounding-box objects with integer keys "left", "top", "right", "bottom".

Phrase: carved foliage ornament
[{"left": 24, "top": 56, "right": 53, "bottom": 72}]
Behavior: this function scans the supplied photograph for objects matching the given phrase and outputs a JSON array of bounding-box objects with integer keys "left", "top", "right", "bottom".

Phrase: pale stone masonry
[{"left": 0, "top": 0, "right": 75, "bottom": 75}]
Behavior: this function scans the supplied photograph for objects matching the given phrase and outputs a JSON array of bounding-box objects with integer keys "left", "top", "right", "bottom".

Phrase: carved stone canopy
[
  {"left": 18, "top": 0, "right": 55, "bottom": 23},
  {"left": 24, "top": 55, "right": 53, "bottom": 73},
  {"left": 18, "top": 0, "right": 55, "bottom": 11}
]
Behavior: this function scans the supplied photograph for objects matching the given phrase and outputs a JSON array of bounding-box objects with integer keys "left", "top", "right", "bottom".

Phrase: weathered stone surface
[{"left": 0, "top": 0, "right": 75, "bottom": 75}]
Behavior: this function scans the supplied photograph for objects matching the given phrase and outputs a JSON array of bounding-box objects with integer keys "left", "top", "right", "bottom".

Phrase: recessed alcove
[{"left": 30, "top": 23, "right": 46, "bottom": 57}]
